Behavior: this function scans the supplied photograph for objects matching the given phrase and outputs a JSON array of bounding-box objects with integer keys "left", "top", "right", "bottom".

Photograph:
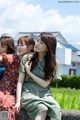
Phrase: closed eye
[
  {"left": 40, "top": 41, "right": 44, "bottom": 44},
  {"left": 37, "top": 39, "right": 44, "bottom": 44}
]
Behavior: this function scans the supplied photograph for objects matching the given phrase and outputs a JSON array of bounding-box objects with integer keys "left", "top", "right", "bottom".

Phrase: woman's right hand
[
  {"left": 25, "top": 61, "right": 32, "bottom": 74},
  {"left": 14, "top": 102, "right": 21, "bottom": 113}
]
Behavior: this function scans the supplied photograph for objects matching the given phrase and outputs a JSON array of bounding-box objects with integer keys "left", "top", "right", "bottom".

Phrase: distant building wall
[
  {"left": 58, "top": 63, "right": 80, "bottom": 75},
  {"left": 56, "top": 48, "right": 72, "bottom": 65}
]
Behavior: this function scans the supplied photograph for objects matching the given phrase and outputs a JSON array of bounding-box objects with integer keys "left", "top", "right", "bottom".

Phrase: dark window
[{"left": 69, "top": 69, "right": 77, "bottom": 75}]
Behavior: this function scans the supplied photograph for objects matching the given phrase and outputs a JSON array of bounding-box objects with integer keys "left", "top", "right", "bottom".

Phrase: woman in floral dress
[
  {"left": 0, "top": 34, "right": 35, "bottom": 120},
  {"left": 0, "top": 34, "right": 20, "bottom": 120}
]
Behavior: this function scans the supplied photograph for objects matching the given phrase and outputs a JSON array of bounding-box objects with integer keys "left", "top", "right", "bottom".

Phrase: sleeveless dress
[{"left": 19, "top": 54, "right": 61, "bottom": 120}]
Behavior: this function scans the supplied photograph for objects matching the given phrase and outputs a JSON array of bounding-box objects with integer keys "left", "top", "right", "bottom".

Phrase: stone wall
[
  {"left": 61, "top": 109, "right": 80, "bottom": 120},
  {"left": 16, "top": 109, "right": 80, "bottom": 120}
]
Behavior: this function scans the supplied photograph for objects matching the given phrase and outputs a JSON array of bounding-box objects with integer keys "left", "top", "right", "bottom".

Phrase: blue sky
[
  {"left": 28, "top": 0, "right": 80, "bottom": 16},
  {"left": 0, "top": 0, "right": 80, "bottom": 44}
]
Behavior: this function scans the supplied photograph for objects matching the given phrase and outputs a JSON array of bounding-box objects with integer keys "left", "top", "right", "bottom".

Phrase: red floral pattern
[
  {"left": 0, "top": 91, "right": 16, "bottom": 120},
  {"left": 0, "top": 53, "right": 20, "bottom": 120},
  {"left": 0, "top": 53, "right": 20, "bottom": 95}
]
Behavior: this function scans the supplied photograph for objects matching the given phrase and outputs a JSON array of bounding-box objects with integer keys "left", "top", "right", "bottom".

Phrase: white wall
[
  {"left": 58, "top": 63, "right": 80, "bottom": 75},
  {"left": 56, "top": 47, "right": 72, "bottom": 65},
  {"left": 58, "top": 64, "right": 69, "bottom": 75}
]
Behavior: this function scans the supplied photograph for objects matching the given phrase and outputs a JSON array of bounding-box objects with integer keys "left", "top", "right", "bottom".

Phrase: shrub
[{"left": 50, "top": 75, "right": 80, "bottom": 89}]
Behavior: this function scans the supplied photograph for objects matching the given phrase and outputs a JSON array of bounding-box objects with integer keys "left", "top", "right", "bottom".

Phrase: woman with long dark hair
[{"left": 15, "top": 32, "right": 61, "bottom": 120}]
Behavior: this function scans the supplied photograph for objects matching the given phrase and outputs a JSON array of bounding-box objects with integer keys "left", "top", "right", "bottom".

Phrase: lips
[{"left": 35, "top": 46, "right": 39, "bottom": 49}]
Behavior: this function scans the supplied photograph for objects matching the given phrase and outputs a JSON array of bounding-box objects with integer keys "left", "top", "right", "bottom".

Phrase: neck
[{"left": 38, "top": 52, "right": 46, "bottom": 61}]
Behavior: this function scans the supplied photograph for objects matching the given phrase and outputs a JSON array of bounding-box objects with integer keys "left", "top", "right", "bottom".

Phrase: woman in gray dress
[{"left": 15, "top": 32, "right": 61, "bottom": 120}]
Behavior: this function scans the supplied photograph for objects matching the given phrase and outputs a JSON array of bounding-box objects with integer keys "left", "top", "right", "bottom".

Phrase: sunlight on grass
[{"left": 51, "top": 88, "right": 80, "bottom": 110}]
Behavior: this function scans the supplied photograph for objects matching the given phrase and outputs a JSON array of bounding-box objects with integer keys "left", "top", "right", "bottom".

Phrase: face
[
  {"left": 0, "top": 42, "right": 7, "bottom": 53},
  {"left": 17, "top": 41, "right": 28, "bottom": 56},
  {"left": 34, "top": 38, "right": 48, "bottom": 53},
  {"left": 17, "top": 41, "right": 32, "bottom": 56}
]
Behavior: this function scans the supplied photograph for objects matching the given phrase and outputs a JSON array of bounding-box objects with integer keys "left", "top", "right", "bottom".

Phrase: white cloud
[
  {"left": 0, "top": 0, "right": 11, "bottom": 8},
  {"left": 0, "top": 0, "right": 80, "bottom": 43}
]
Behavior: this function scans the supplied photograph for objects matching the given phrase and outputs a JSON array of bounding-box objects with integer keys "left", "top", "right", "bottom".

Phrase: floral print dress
[{"left": 0, "top": 53, "right": 20, "bottom": 120}]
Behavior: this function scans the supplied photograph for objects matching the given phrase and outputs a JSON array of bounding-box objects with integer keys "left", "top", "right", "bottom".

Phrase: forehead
[{"left": 18, "top": 38, "right": 26, "bottom": 44}]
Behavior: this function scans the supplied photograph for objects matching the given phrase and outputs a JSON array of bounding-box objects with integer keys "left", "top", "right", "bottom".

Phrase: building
[{"left": 13, "top": 32, "right": 80, "bottom": 75}]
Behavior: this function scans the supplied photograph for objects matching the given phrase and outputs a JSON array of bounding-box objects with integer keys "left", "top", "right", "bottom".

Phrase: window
[{"left": 69, "top": 69, "right": 77, "bottom": 75}]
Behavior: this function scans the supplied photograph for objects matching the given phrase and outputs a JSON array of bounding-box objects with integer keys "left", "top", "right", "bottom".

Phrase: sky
[{"left": 0, "top": 0, "right": 80, "bottom": 44}]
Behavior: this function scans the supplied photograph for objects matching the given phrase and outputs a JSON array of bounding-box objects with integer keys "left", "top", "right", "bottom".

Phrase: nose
[{"left": 35, "top": 40, "right": 39, "bottom": 45}]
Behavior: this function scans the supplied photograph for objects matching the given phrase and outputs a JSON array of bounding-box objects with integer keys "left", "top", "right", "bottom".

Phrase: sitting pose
[
  {"left": 0, "top": 34, "right": 35, "bottom": 120},
  {"left": 15, "top": 32, "right": 61, "bottom": 120},
  {"left": 0, "top": 34, "right": 20, "bottom": 95}
]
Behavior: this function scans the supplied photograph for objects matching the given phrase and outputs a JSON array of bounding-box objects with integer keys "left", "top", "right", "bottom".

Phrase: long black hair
[{"left": 31, "top": 32, "right": 57, "bottom": 80}]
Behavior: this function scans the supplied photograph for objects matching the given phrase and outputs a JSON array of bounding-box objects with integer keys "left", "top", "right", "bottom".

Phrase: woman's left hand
[{"left": 25, "top": 61, "right": 32, "bottom": 74}]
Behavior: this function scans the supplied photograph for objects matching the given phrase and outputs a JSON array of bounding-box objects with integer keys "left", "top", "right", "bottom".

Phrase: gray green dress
[{"left": 18, "top": 54, "right": 61, "bottom": 120}]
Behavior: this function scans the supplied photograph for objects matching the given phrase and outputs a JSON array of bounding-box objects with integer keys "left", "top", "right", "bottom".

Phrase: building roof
[
  {"left": 74, "top": 44, "right": 80, "bottom": 50},
  {"left": 66, "top": 44, "right": 79, "bottom": 51},
  {"left": 13, "top": 31, "right": 68, "bottom": 46}
]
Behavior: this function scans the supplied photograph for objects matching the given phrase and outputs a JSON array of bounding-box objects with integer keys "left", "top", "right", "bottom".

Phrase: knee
[{"left": 42, "top": 111, "right": 47, "bottom": 116}]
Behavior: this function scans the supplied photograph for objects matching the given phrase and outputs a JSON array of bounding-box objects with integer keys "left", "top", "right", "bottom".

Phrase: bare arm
[
  {"left": 28, "top": 71, "right": 51, "bottom": 88},
  {"left": 16, "top": 72, "right": 25, "bottom": 102},
  {"left": 15, "top": 72, "right": 25, "bottom": 112},
  {"left": 25, "top": 61, "right": 52, "bottom": 88}
]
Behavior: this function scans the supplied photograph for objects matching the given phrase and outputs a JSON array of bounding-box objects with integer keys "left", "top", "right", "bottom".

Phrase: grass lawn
[{"left": 51, "top": 87, "right": 80, "bottom": 110}]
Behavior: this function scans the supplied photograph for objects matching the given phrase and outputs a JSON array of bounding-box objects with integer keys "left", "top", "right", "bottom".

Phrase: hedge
[{"left": 50, "top": 75, "right": 80, "bottom": 89}]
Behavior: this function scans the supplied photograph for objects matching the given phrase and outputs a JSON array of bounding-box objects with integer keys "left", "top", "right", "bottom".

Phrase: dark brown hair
[
  {"left": 17, "top": 35, "right": 35, "bottom": 52},
  {"left": 31, "top": 32, "right": 57, "bottom": 80},
  {"left": 0, "top": 34, "right": 15, "bottom": 54}
]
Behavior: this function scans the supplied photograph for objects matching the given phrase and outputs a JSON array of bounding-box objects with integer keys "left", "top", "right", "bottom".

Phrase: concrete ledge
[
  {"left": 16, "top": 109, "right": 80, "bottom": 120},
  {"left": 61, "top": 109, "right": 80, "bottom": 120}
]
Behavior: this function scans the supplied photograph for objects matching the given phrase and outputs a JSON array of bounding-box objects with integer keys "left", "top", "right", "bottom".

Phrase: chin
[{"left": 34, "top": 48, "right": 38, "bottom": 52}]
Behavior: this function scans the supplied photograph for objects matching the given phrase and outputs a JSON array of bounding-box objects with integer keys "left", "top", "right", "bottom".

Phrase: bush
[{"left": 50, "top": 75, "right": 80, "bottom": 89}]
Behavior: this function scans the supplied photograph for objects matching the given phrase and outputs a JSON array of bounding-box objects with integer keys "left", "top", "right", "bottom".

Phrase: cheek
[
  {"left": 20, "top": 48, "right": 28, "bottom": 55},
  {"left": 1, "top": 48, "right": 7, "bottom": 53},
  {"left": 17, "top": 46, "right": 26, "bottom": 51},
  {"left": 40, "top": 46, "right": 47, "bottom": 52},
  {"left": 22, "top": 47, "right": 28, "bottom": 51}
]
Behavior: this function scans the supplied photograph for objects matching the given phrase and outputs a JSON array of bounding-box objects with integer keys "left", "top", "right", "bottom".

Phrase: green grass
[{"left": 51, "top": 88, "right": 80, "bottom": 110}]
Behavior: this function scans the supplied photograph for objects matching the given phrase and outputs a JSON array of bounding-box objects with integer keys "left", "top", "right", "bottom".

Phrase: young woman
[
  {"left": 15, "top": 32, "right": 61, "bottom": 120},
  {"left": 0, "top": 34, "right": 20, "bottom": 95},
  {"left": 0, "top": 34, "right": 35, "bottom": 120}
]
